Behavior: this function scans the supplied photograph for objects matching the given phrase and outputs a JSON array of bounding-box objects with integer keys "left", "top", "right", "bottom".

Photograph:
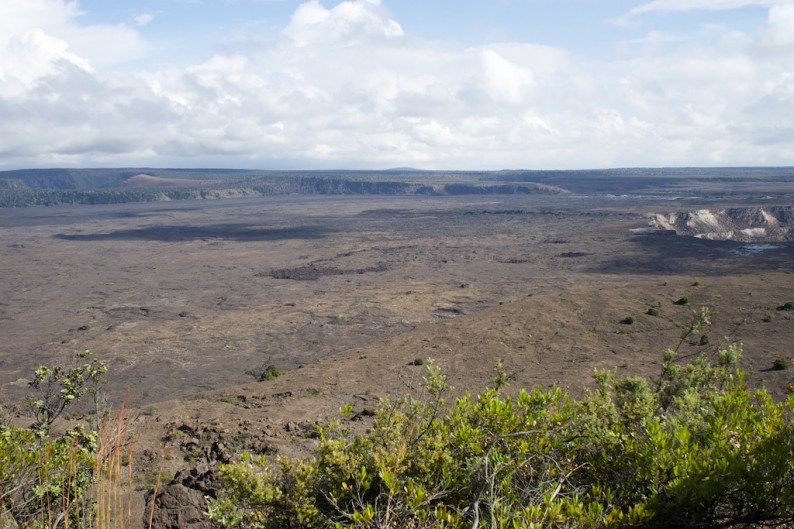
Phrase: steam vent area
[{"left": 649, "top": 206, "right": 794, "bottom": 242}]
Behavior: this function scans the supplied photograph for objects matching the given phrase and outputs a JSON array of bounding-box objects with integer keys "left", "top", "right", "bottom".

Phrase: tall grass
[
  {"left": 91, "top": 401, "right": 134, "bottom": 529},
  {"left": 145, "top": 444, "right": 172, "bottom": 529}
]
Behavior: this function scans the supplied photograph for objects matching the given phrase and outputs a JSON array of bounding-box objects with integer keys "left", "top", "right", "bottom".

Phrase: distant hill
[
  {"left": 0, "top": 168, "right": 239, "bottom": 190},
  {"left": 1, "top": 166, "right": 792, "bottom": 207},
  {"left": 492, "top": 167, "right": 794, "bottom": 194},
  {"left": 122, "top": 174, "right": 218, "bottom": 188},
  {"left": 0, "top": 168, "right": 567, "bottom": 207}
]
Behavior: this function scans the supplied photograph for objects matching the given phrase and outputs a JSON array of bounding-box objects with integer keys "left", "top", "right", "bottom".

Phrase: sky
[{"left": 0, "top": 0, "right": 792, "bottom": 170}]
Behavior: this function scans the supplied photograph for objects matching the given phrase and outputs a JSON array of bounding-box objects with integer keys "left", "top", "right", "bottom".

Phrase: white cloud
[
  {"left": 64, "top": 24, "right": 149, "bottom": 68},
  {"left": 0, "top": 29, "right": 91, "bottom": 97},
  {"left": 0, "top": 0, "right": 147, "bottom": 73},
  {"left": 134, "top": 14, "right": 155, "bottom": 27},
  {"left": 627, "top": 0, "right": 783, "bottom": 16},
  {"left": 0, "top": 0, "right": 79, "bottom": 39},
  {"left": 612, "top": 0, "right": 788, "bottom": 27},
  {"left": 0, "top": 0, "right": 793, "bottom": 169},
  {"left": 480, "top": 48, "right": 536, "bottom": 105},
  {"left": 282, "top": 0, "right": 403, "bottom": 47},
  {"left": 758, "top": 4, "right": 794, "bottom": 48}
]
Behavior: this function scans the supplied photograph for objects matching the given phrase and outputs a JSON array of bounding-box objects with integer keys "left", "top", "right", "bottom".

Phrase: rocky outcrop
[
  {"left": 649, "top": 207, "right": 794, "bottom": 242},
  {"left": 144, "top": 465, "right": 221, "bottom": 529}
]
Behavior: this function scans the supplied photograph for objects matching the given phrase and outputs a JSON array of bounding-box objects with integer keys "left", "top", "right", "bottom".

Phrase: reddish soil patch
[{"left": 122, "top": 174, "right": 215, "bottom": 188}]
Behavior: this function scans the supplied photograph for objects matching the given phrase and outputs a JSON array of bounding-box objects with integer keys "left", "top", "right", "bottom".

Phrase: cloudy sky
[{"left": 1, "top": 0, "right": 792, "bottom": 170}]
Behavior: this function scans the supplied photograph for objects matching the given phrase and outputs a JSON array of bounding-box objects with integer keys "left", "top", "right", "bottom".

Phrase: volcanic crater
[{"left": 649, "top": 206, "right": 794, "bottom": 242}]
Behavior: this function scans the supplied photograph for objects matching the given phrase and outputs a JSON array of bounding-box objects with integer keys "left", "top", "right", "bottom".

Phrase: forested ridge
[{"left": 2, "top": 167, "right": 794, "bottom": 207}]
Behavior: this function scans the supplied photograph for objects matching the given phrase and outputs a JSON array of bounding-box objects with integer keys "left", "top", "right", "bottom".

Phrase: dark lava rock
[{"left": 143, "top": 467, "right": 220, "bottom": 529}]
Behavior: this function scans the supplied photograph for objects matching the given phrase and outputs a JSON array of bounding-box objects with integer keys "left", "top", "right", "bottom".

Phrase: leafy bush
[
  {"left": 772, "top": 358, "right": 789, "bottom": 371},
  {"left": 646, "top": 308, "right": 660, "bottom": 317},
  {"left": 209, "top": 313, "right": 794, "bottom": 529},
  {"left": 620, "top": 315, "right": 635, "bottom": 325},
  {"left": 674, "top": 296, "right": 690, "bottom": 306},
  {"left": 0, "top": 425, "right": 96, "bottom": 527},
  {"left": 0, "top": 351, "right": 133, "bottom": 529},
  {"left": 777, "top": 302, "right": 794, "bottom": 311},
  {"left": 260, "top": 364, "right": 284, "bottom": 381}
]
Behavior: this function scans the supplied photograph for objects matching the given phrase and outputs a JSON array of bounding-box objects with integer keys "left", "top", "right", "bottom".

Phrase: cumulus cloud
[
  {"left": 282, "top": 0, "right": 403, "bottom": 47},
  {"left": 758, "top": 4, "right": 794, "bottom": 48},
  {"left": 0, "top": 0, "right": 793, "bottom": 169},
  {"left": 0, "top": 29, "right": 91, "bottom": 97},
  {"left": 0, "top": 0, "right": 148, "bottom": 73}
]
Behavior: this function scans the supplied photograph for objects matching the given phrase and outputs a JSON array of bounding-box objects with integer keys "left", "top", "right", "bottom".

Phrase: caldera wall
[{"left": 649, "top": 207, "right": 794, "bottom": 242}]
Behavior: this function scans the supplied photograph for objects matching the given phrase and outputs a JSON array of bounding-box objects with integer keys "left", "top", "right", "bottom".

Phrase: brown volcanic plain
[{"left": 1, "top": 177, "right": 794, "bottom": 526}]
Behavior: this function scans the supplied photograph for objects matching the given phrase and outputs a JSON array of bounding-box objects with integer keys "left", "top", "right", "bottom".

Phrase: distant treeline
[
  {"left": 0, "top": 168, "right": 568, "bottom": 207},
  {"left": 493, "top": 166, "right": 794, "bottom": 194},
  {"left": 1, "top": 166, "right": 792, "bottom": 207}
]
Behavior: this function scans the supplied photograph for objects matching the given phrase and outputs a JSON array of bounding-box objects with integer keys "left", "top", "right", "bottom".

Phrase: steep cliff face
[{"left": 649, "top": 207, "right": 794, "bottom": 242}]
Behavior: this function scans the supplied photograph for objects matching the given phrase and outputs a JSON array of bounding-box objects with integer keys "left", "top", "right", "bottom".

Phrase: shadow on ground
[
  {"left": 54, "top": 224, "right": 332, "bottom": 242},
  {"left": 592, "top": 233, "right": 794, "bottom": 276}
]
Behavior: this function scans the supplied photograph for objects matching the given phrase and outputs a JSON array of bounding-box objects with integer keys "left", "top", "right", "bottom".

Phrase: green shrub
[
  {"left": 763, "top": 314, "right": 773, "bottom": 323},
  {"left": 646, "top": 307, "right": 660, "bottom": 317},
  {"left": 0, "top": 351, "right": 133, "bottom": 529},
  {"left": 699, "top": 334, "right": 709, "bottom": 346},
  {"left": 621, "top": 315, "right": 635, "bottom": 325},
  {"left": 410, "top": 357, "right": 425, "bottom": 366},
  {"left": 0, "top": 425, "right": 96, "bottom": 527},
  {"left": 674, "top": 296, "right": 690, "bottom": 306},
  {"left": 259, "top": 364, "right": 283, "bottom": 381},
  {"left": 772, "top": 358, "right": 789, "bottom": 371},
  {"left": 209, "top": 315, "right": 794, "bottom": 529},
  {"left": 777, "top": 301, "right": 794, "bottom": 311}
]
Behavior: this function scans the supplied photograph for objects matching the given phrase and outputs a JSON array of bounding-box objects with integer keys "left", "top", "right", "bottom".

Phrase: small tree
[
  {"left": 1, "top": 350, "right": 110, "bottom": 528},
  {"left": 26, "top": 349, "right": 107, "bottom": 435}
]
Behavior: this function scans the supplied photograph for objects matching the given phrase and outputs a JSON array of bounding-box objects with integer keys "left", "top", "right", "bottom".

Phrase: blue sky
[{"left": 0, "top": 0, "right": 792, "bottom": 170}]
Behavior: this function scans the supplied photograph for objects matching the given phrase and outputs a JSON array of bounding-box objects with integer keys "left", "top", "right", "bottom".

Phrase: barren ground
[{"left": 1, "top": 192, "right": 793, "bottom": 527}]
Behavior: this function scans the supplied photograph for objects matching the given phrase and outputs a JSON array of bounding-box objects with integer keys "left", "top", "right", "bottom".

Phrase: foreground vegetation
[
  {"left": 209, "top": 310, "right": 794, "bottom": 529},
  {"left": 1, "top": 310, "right": 792, "bottom": 528},
  {"left": 0, "top": 351, "right": 133, "bottom": 529}
]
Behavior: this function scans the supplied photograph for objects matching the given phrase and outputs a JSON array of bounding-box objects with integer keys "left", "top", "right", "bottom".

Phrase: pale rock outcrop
[{"left": 649, "top": 207, "right": 794, "bottom": 242}]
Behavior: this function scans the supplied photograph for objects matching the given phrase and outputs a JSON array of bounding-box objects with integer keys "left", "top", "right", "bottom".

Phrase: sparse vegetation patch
[
  {"left": 772, "top": 358, "right": 790, "bottom": 371},
  {"left": 259, "top": 364, "right": 284, "bottom": 381}
]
